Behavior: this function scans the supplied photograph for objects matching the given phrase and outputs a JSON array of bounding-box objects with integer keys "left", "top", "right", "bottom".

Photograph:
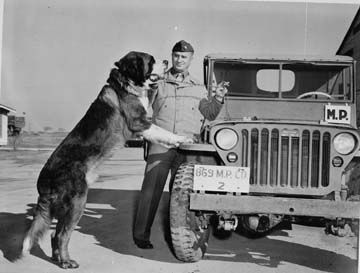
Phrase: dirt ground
[{"left": 0, "top": 135, "right": 359, "bottom": 273}]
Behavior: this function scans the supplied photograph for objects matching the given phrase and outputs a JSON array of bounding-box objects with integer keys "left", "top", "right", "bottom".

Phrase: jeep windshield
[{"left": 211, "top": 60, "right": 352, "bottom": 101}]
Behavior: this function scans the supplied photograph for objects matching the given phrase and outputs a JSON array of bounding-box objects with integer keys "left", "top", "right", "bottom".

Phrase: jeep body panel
[{"left": 178, "top": 54, "right": 360, "bottom": 219}]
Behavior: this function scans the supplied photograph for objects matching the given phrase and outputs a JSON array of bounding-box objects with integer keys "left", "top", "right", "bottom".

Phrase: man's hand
[{"left": 214, "top": 81, "right": 229, "bottom": 102}]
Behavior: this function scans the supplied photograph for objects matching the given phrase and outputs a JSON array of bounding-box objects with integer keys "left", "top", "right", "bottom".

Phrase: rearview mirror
[{"left": 257, "top": 69, "right": 295, "bottom": 92}]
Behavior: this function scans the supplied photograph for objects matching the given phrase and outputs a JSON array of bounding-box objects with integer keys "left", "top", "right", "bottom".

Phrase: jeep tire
[{"left": 170, "top": 162, "right": 210, "bottom": 262}]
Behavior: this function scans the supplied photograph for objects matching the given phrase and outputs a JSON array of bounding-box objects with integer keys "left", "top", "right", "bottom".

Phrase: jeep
[{"left": 169, "top": 54, "right": 360, "bottom": 262}]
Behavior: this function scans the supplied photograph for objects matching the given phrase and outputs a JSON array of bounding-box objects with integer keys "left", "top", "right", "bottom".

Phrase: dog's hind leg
[{"left": 52, "top": 193, "right": 87, "bottom": 269}]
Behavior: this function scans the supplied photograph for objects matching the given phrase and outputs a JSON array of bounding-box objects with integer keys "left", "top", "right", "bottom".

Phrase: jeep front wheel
[{"left": 170, "top": 162, "right": 210, "bottom": 262}]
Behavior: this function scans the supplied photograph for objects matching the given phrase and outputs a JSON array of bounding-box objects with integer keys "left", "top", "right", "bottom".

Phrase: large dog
[{"left": 22, "top": 51, "right": 190, "bottom": 269}]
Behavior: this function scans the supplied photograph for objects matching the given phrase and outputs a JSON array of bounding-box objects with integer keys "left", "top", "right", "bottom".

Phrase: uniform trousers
[{"left": 133, "top": 148, "right": 185, "bottom": 242}]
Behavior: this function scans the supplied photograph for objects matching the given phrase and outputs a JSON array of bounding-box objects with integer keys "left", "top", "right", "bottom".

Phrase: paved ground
[{"left": 0, "top": 147, "right": 358, "bottom": 273}]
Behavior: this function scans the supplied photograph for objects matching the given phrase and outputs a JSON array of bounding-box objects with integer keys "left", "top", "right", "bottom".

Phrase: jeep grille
[
  {"left": 209, "top": 123, "right": 352, "bottom": 196},
  {"left": 240, "top": 128, "right": 331, "bottom": 189}
]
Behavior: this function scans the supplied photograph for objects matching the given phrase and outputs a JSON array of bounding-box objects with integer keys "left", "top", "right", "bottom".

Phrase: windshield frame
[{"left": 205, "top": 58, "right": 355, "bottom": 103}]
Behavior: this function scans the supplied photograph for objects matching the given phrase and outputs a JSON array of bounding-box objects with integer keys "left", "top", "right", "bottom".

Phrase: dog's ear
[
  {"left": 115, "top": 51, "right": 155, "bottom": 86},
  {"left": 107, "top": 68, "right": 124, "bottom": 92}
]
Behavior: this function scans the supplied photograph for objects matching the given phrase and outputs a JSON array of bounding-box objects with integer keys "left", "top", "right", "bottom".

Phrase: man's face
[{"left": 171, "top": 52, "right": 193, "bottom": 73}]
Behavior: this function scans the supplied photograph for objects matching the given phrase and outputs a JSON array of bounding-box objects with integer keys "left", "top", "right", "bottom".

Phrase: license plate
[
  {"left": 193, "top": 165, "right": 250, "bottom": 193},
  {"left": 325, "top": 104, "right": 351, "bottom": 124}
]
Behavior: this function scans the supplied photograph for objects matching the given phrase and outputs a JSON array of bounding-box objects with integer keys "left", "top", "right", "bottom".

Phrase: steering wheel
[{"left": 296, "top": 91, "right": 333, "bottom": 100}]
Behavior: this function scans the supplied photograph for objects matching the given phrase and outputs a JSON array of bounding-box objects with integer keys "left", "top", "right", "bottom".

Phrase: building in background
[
  {"left": 0, "top": 103, "right": 15, "bottom": 145},
  {"left": 0, "top": 0, "right": 15, "bottom": 145},
  {"left": 336, "top": 7, "right": 360, "bottom": 126}
]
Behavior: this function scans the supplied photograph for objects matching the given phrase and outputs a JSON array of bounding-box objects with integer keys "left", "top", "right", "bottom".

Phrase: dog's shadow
[
  {"left": 0, "top": 206, "right": 52, "bottom": 264},
  {"left": 1, "top": 188, "right": 357, "bottom": 272}
]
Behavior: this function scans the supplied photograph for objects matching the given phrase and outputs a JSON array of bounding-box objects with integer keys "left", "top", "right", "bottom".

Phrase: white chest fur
[{"left": 138, "top": 95, "right": 149, "bottom": 112}]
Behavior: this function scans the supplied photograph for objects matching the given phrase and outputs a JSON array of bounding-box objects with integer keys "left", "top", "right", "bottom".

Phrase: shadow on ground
[
  {"left": 0, "top": 188, "right": 357, "bottom": 273},
  {"left": 0, "top": 211, "right": 29, "bottom": 262},
  {"left": 0, "top": 205, "right": 52, "bottom": 264}
]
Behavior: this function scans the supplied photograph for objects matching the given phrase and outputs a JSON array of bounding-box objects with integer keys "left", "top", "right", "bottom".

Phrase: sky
[{"left": 0, "top": 0, "right": 359, "bottom": 132}]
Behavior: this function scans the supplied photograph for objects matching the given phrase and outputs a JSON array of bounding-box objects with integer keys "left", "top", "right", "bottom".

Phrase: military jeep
[{"left": 169, "top": 54, "right": 360, "bottom": 262}]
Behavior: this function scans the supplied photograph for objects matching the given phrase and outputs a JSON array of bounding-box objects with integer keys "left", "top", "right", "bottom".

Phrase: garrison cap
[{"left": 172, "top": 40, "right": 194, "bottom": 53}]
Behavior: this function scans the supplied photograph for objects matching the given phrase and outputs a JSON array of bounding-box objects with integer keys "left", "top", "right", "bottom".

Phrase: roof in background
[
  {"left": 337, "top": 7, "right": 360, "bottom": 54},
  {"left": 0, "top": 103, "right": 16, "bottom": 113}
]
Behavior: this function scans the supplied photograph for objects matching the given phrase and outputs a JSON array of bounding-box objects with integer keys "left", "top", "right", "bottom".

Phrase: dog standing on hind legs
[{"left": 22, "top": 51, "right": 192, "bottom": 269}]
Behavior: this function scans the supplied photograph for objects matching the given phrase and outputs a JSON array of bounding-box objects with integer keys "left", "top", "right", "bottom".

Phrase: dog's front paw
[
  {"left": 181, "top": 136, "right": 194, "bottom": 144},
  {"left": 174, "top": 136, "right": 194, "bottom": 145},
  {"left": 60, "top": 259, "right": 79, "bottom": 269}
]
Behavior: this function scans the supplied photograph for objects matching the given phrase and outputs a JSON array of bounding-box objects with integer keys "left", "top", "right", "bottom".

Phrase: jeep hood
[{"left": 214, "top": 99, "right": 357, "bottom": 129}]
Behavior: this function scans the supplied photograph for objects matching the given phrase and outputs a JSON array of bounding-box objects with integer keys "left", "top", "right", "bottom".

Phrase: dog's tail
[{"left": 22, "top": 195, "right": 52, "bottom": 256}]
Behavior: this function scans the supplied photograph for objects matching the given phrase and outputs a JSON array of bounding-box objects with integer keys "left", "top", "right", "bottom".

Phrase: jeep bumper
[{"left": 190, "top": 194, "right": 360, "bottom": 219}]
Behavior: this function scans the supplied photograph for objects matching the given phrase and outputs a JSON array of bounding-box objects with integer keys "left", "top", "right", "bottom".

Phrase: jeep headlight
[
  {"left": 333, "top": 133, "right": 356, "bottom": 155},
  {"left": 215, "top": 128, "right": 238, "bottom": 150}
]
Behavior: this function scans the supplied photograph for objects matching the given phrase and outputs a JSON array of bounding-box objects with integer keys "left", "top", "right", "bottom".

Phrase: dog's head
[
  {"left": 107, "top": 51, "right": 166, "bottom": 91},
  {"left": 115, "top": 51, "right": 155, "bottom": 87}
]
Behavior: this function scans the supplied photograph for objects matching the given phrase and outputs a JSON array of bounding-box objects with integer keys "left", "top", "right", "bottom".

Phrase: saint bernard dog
[{"left": 22, "top": 51, "right": 191, "bottom": 269}]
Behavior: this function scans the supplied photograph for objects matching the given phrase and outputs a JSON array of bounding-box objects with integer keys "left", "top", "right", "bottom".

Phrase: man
[{"left": 133, "top": 40, "right": 227, "bottom": 249}]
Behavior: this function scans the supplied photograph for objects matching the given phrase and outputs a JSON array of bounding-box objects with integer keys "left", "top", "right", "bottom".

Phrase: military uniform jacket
[{"left": 149, "top": 70, "right": 223, "bottom": 154}]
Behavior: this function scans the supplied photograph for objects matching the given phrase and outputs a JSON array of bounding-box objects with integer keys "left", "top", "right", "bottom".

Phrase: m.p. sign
[{"left": 325, "top": 104, "right": 351, "bottom": 125}]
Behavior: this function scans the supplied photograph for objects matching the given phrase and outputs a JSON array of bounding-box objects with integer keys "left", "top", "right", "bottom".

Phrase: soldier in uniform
[{"left": 133, "top": 40, "right": 227, "bottom": 249}]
